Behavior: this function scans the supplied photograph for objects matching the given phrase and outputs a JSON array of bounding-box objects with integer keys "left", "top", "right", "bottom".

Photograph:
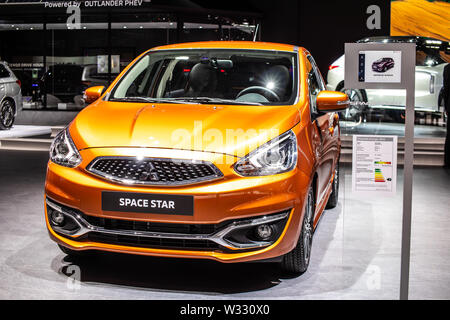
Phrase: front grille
[
  {"left": 86, "top": 157, "right": 223, "bottom": 186},
  {"left": 81, "top": 212, "right": 231, "bottom": 235},
  {"left": 75, "top": 211, "right": 230, "bottom": 251},
  {"left": 86, "top": 232, "right": 220, "bottom": 251}
]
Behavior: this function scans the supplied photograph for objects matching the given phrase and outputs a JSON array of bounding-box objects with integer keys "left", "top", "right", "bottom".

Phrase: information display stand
[{"left": 344, "top": 43, "right": 416, "bottom": 300}]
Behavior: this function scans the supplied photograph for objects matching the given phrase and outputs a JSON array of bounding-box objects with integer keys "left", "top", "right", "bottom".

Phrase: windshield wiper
[
  {"left": 109, "top": 97, "right": 192, "bottom": 104},
  {"left": 109, "top": 96, "right": 262, "bottom": 105},
  {"left": 170, "top": 97, "right": 263, "bottom": 106}
]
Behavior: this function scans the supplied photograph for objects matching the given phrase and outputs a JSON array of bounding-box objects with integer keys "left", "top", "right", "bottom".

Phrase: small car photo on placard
[
  {"left": 371, "top": 57, "right": 395, "bottom": 73},
  {"left": 358, "top": 50, "right": 402, "bottom": 83}
]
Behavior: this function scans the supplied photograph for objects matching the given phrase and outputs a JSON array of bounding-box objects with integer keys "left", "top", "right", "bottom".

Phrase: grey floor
[{"left": 0, "top": 150, "right": 449, "bottom": 299}]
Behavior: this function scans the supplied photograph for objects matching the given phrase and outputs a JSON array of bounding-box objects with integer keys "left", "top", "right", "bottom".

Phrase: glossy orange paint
[
  {"left": 45, "top": 41, "right": 345, "bottom": 263},
  {"left": 83, "top": 86, "right": 105, "bottom": 104},
  {"left": 316, "top": 91, "right": 350, "bottom": 112}
]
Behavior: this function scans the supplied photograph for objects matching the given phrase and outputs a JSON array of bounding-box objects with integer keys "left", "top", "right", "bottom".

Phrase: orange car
[{"left": 45, "top": 41, "right": 348, "bottom": 274}]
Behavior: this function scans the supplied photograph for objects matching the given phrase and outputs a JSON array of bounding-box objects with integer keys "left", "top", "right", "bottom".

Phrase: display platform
[
  {"left": 15, "top": 110, "right": 78, "bottom": 127},
  {"left": 0, "top": 125, "right": 51, "bottom": 139}
]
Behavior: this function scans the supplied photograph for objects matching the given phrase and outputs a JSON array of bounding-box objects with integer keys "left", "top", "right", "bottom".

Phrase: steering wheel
[{"left": 236, "top": 86, "right": 280, "bottom": 102}]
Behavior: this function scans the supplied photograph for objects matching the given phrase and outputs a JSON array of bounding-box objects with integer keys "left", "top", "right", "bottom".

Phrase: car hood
[{"left": 70, "top": 100, "right": 300, "bottom": 158}]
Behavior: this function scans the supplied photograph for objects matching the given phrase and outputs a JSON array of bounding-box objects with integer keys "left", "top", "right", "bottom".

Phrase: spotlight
[{"left": 266, "top": 81, "right": 275, "bottom": 90}]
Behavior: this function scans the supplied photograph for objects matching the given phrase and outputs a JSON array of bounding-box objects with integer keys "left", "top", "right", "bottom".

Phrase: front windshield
[{"left": 110, "top": 49, "right": 298, "bottom": 105}]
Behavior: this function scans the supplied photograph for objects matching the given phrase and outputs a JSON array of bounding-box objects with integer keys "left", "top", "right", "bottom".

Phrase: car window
[
  {"left": 111, "top": 49, "right": 298, "bottom": 106},
  {"left": 306, "top": 55, "right": 324, "bottom": 115},
  {"left": 0, "top": 64, "right": 10, "bottom": 78}
]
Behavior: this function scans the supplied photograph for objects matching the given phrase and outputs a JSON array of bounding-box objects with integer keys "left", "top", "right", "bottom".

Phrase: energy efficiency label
[{"left": 352, "top": 135, "right": 398, "bottom": 196}]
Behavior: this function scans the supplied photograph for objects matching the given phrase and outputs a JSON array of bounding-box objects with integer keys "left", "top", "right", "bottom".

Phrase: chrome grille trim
[
  {"left": 46, "top": 198, "right": 290, "bottom": 250},
  {"left": 86, "top": 156, "right": 223, "bottom": 186}
]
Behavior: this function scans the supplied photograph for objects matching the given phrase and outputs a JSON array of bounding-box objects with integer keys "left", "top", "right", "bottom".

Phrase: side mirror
[
  {"left": 83, "top": 86, "right": 105, "bottom": 104},
  {"left": 316, "top": 91, "right": 349, "bottom": 112}
]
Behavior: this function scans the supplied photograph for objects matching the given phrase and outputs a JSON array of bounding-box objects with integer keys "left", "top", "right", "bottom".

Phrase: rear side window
[{"left": 0, "top": 64, "right": 10, "bottom": 78}]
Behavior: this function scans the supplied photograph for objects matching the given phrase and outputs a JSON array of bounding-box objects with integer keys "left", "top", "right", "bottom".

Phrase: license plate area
[{"left": 101, "top": 191, "right": 194, "bottom": 216}]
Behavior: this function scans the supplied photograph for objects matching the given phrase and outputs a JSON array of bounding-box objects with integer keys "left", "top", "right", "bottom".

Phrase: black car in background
[
  {"left": 39, "top": 64, "right": 86, "bottom": 104},
  {"left": 372, "top": 57, "right": 395, "bottom": 72},
  {"left": 39, "top": 64, "right": 118, "bottom": 108}
]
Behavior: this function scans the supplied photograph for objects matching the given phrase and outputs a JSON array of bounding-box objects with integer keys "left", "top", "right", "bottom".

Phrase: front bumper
[{"left": 45, "top": 147, "right": 308, "bottom": 263}]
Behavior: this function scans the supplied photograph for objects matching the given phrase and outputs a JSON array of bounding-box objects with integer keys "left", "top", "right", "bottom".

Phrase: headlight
[
  {"left": 234, "top": 130, "right": 297, "bottom": 176},
  {"left": 49, "top": 128, "right": 82, "bottom": 168}
]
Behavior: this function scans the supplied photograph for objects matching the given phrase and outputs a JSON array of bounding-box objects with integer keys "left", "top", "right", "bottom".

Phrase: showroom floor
[{"left": 0, "top": 149, "right": 449, "bottom": 300}]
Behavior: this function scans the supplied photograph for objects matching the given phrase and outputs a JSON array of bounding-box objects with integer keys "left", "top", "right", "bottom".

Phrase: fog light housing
[
  {"left": 255, "top": 224, "right": 273, "bottom": 240},
  {"left": 222, "top": 210, "right": 290, "bottom": 250},
  {"left": 51, "top": 210, "right": 65, "bottom": 226}
]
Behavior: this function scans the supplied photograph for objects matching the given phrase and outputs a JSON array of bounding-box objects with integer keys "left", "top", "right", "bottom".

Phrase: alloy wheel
[{"left": 0, "top": 100, "right": 14, "bottom": 128}]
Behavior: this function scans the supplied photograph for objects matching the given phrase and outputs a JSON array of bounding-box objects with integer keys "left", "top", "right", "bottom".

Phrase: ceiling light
[{"left": 266, "top": 81, "right": 275, "bottom": 90}]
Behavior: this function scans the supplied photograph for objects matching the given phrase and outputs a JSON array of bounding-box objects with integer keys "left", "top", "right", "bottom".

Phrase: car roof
[{"left": 150, "top": 41, "right": 299, "bottom": 52}]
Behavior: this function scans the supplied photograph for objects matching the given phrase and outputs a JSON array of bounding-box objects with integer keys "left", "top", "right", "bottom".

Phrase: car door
[{"left": 307, "top": 55, "right": 338, "bottom": 207}]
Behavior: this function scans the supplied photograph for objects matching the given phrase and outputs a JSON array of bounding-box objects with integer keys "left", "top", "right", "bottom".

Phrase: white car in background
[
  {"left": 0, "top": 62, "right": 22, "bottom": 130},
  {"left": 327, "top": 36, "right": 449, "bottom": 123}
]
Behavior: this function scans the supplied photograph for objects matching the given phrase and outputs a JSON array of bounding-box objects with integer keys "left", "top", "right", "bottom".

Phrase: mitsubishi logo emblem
[{"left": 139, "top": 162, "right": 160, "bottom": 182}]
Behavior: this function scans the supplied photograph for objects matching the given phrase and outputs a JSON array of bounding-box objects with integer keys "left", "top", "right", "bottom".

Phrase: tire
[
  {"left": 0, "top": 99, "right": 15, "bottom": 130},
  {"left": 58, "top": 244, "right": 92, "bottom": 258},
  {"left": 326, "top": 161, "right": 340, "bottom": 209},
  {"left": 280, "top": 186, "right": 315, "bottom": 275}
]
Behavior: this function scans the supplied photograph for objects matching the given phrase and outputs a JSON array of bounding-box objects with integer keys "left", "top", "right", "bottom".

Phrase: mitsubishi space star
[{"left": 45, "top": 41, "right": 349, "bottom": 274}]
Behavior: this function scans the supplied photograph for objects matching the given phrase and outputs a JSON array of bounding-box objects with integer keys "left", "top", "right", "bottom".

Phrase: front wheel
[
  {"left": 0, "top": 99, "right": 15, "bottom": 130},
  {"left": 280, "top": 186, "right": 314, "bottom": 274},
  {"left": 326, "top": 161, "right": 340, "bottom": 209}
]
